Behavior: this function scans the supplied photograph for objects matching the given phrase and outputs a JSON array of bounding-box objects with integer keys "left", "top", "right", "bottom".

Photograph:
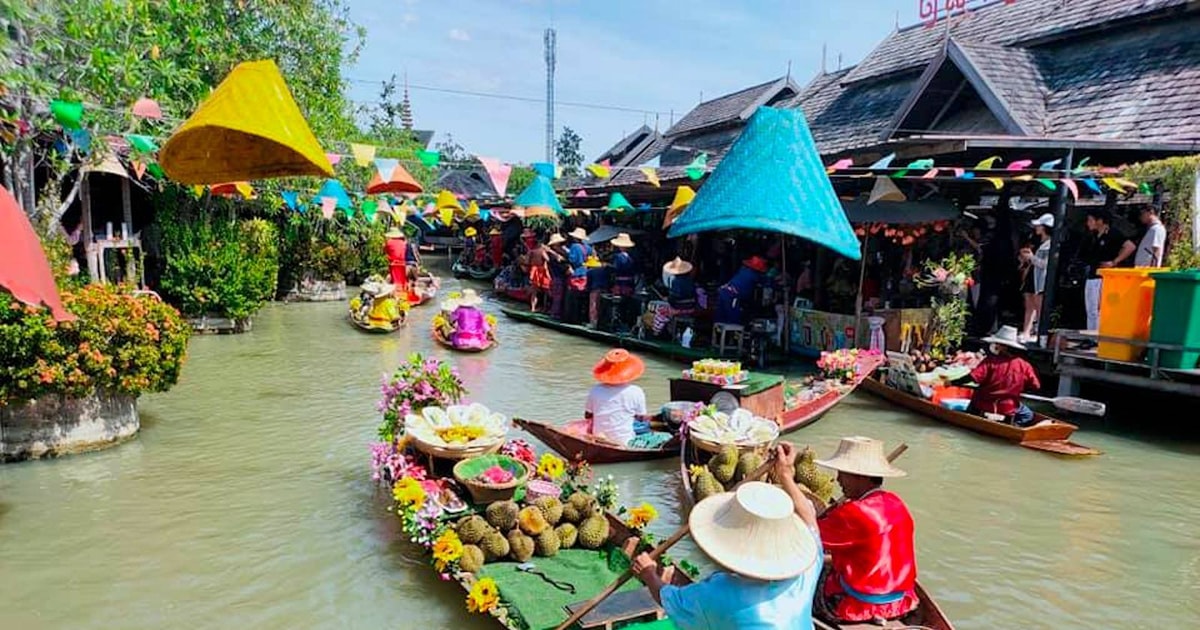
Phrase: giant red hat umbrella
[
  {"left": 367, "top": 163, "right": 424, "bottom": 195},
  {"left": 0, "top": 186, "right": 74, "bottom": 321}
]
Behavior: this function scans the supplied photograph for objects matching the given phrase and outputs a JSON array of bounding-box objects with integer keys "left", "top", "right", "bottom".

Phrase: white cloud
[
  {"left": 448, "top": 28, "right": 471, "bottom": 42},
  {"left": 401, "top": 12, "right": 418, "bottom": 27}
]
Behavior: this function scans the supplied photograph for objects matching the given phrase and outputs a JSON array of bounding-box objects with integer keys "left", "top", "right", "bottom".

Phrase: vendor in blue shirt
[
  {"left": 632, "top": 443, "right": 823, "bottom": 630},
  {"left": 609, "top": 232, "right": 637, "bottom": 296},
  {"left": 663, "top": 257, "right": 697, "bottom": 312},
  {"left": 715, "top": 255, "right": 769, "bottom": 325},
  {"left": 565, "top": 227, "right": 593, "bottom": 324}
]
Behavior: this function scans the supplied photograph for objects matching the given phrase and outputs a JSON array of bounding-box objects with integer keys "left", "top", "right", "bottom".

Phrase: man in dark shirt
[{"left": 1078, "top": 209, "right": 1134, "bottom": 331}]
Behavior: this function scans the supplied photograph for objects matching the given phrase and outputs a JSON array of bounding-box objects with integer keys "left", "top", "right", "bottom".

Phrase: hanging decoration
[
  {"left": 130, "top": 160, "right": 147, "bottom": 180},
  {"left": 282, "top": 190, "right": 300, "bottom": 211},
  {"left": 436, "top": 190, "right": 462, "bottom": 212},
  {"left": 351, "top": 143, "right": 376, "bottom": 167},
  {"left": 367, "top": 161, "right": 423, "bottom": 195},
  {"left": 826, "top": 158, "right": 854, "bottom": 173},
  {"left": 532, "top": 162, "right": 555, "bottom": 179},
  {"left": 1006, "top": 159, "right": 1033, "bottom": 171},
  {"left": 975, "top": 156, "right": 1001, "bottom": 170},
  {"left": 131, "top": 97, "right": 163, "bottom": 120},
  {"left": 50, "top": 99, "right": 84, "bottom": 130},
  {"left": 869, "top": 153, "right": 896, "bottom": 170},
  {"left": 586, "top": 159, "right": 611, "bottom": 179},
  {"left": 640, "top": 166, "right": 660, "bottom": 187},
  {"left": 606, "top": 192, "right": 634, "bottom": 212},
  {"left": 320, "top": 196, "right": 337, "bottom": 219},
  {"left": 867, "top": 176, "right": 905, "bottom": 204},
  {"left": 477, "top": 157, "right": 512, "bottom": 196},
  {"left": 983, "top": 177, "right": 1004, "bottom": 189},
  {"left": 125, "top": 133, "right": 159, "bottom": 154},
  {"left": 313, "top": 179, "right": 352, "bottom": 209},
  {"left": 326, "top": 152, "right": 343, "bottom": 166},
  {"left": 361, "top": 198, "right": 379, "bottom": 222},
  {"left": 574, "top": 189, "right": 588, "bottom": 198},
  {"left": 417, "top": 150, "right": 441, "bottom": 167},
  {"left": 1062, "top": 179, "right": 1079, "bottom": 202},
  {"left": 685, "top": 153, "right": 708, "bottom": 180}
]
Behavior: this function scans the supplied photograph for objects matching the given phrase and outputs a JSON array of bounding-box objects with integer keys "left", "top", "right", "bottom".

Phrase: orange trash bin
[{"left": 1096, "top": 268, "right": 1157, "bottom": 362}]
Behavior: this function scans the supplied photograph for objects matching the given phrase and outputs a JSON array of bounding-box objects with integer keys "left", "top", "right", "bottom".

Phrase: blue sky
[{"left": 345, "top": 0, "right": 907, "bottom": 164}]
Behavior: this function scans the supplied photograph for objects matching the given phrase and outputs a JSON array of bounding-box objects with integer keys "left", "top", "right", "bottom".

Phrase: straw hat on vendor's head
[
  {"left": 547, "top": 233, "right": 567, "bottom": 247},
  {"left": 743, "top": 255, "right": 769, "bottom": 273},
  {"left": 385, "top": 226, "right": 405, "bottom": 239},
  {"left": 817, "top": 436, "right": 907, "bottom": 478},
  {"left": 457, "top": 288, "right": 483, "bottom": 307},
  {"left": 592, "top": 348, "right": 645, "bottom": 385},
  {"left": 610, "top": 232, "right": 635, "bottom": 249},
  {"left": 982, "top": 325, "right": 1026, "bottom": 352},
  {"left": 662, "top": 257, "right": 694, "bottom": 276},
  {"left": 689, "top": 481, "right": 817, "bottom": 581},
  {"left": 465, "top": 226, "right": 478, "bottom": 238},
  {"left": 568, "top": 227, "right": 589, "bottom": 241}
]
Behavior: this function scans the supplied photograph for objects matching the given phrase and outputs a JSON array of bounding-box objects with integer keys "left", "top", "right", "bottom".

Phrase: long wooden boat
[
  {"left": 777, "top": 353, "right": 886, "bottom": 434},
  {"left": 514, "top": 417, "right": 680, "bottom": 464},
  {"left": 677, "top": 433, "right": 955, "bottom": 630},
  {"left": 452, "top": 260, "right": 501, "bottom": 281},
  {"left": 501, "top": 306, "right": 710, "bottom": 363},
  {"left": 432, "top": 325, "right": 496, "bottom": 353},
  {"left": 859, "top": 375, "right": 1100, "bottom": 456}
]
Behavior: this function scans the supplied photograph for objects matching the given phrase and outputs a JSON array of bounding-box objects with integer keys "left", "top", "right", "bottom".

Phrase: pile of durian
[
  {"left": 453, "top": 492, "right": 612, "bottom": 574},
  {"left": 689, "top": 445, "right": 839, "bottom": 504}
]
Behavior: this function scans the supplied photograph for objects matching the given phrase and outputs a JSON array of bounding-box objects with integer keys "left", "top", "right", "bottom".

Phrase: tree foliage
[
  {"left": 1126, "top": 156, "right": 1200, "bottom": 269},
  {"left": 555, "top": 127, "right": 584, "bottom": 177}
]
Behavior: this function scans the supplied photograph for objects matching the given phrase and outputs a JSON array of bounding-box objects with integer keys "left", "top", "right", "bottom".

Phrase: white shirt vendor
[
  {"left": 1136, "top": 213, "right": 1166, "bottom": 267},
  {"left": 585, "top": 348, "right": 648, "bottom": 446}
]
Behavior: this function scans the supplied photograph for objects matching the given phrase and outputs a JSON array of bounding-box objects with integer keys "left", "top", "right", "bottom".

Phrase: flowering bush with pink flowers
[{"left": 376, "top": 353, "right": 467, "bottom": 443}]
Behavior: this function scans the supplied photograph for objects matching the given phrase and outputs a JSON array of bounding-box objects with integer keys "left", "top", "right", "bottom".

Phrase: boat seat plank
[{"left": 566, "top": 587, "right": 665, "bottom": 629}]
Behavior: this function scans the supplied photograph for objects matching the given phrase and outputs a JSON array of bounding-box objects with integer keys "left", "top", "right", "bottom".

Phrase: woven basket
[
  {"left": 411, "top": 435, "right": 504, "bottom": 461},
  {"left": 690, "top": 434, "right": 775, "bottom": 455},
  {"left": 453, "top": 455, "right": 531, "bottom": 504}
]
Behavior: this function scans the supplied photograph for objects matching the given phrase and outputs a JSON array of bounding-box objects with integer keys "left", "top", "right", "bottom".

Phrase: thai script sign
[{"left": 919, "top": 0, "right": 1017, "bottom": 29}]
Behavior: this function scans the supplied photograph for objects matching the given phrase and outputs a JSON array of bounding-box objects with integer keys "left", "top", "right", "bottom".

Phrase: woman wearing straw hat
[
  {"left": 813, "top": 436, "right": 918, "bottom": 623},
  {"left": 955, "top": 325, "right": 1041, "bottom": 426},
  {"left": 632, "top": 443, "right": 823, "bottom": 629},
  {"left": 609, "top": 232, "right": 637, "bottom": 297},
  {"left": 584, "top": 349, "right": 671, "bottom": 448},
  {"left": 565, "top": 227, "right": 593, "bottom": 324},
  {"left": 662, "top": 257, "right": 696, "bottom": 313},
  {"left": 445, "top": 289, "right": 491, "bottom": 350}
]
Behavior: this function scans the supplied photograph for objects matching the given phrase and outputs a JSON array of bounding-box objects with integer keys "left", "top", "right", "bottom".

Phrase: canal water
[{"left": 1, "top": 272, "right": 1197, "bottom": 629}]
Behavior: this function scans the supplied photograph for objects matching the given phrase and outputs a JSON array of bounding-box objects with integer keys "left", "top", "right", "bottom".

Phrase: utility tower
[{"left": 544, "top": 27, "right": 556, "bottom": 164}]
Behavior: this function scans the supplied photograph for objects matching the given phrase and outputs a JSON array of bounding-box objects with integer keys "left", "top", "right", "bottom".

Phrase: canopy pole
[
  {"left": 781, "top": 234, "right": 790, "bottom": 356},
  {"left": 1037, "top": 149, "right": 1074, "bottom": 344},
  {"left": 854, "top": 236, "right": 869, "bottom": 321}
]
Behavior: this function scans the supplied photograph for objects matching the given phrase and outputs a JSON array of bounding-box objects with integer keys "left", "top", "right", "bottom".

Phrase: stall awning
[
  {"left": 159, "top": 59, "right": 334, "bottom": 184},
  {"left": 586, "top": 224, "right": 646, "bottom": 245},
  {"left": 842, "top": 196, "right": 961, "bottom": 225},
  {"left": 667, "top": 107, "right": 860, "bottom": 260}
]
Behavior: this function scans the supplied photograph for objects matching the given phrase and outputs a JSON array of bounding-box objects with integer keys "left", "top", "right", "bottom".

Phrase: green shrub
[
  {"left": 160, "top": 217, "right": 280, "bottom": 319},
  {"left": 0, "top": 284, "right": 190, "bottom": 406}
]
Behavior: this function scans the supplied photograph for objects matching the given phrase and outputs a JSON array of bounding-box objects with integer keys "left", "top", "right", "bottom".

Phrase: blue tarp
[
  {"left": 666, "top": 107, "right": 861, "bottom": 260},
  {"left": 513, "top": 175, "right": 565, "bottom": 215}
]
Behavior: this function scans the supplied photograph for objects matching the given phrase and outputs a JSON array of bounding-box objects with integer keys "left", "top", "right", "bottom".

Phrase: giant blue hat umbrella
[{"left": 666, "top": 106, "right": 860, "bottom": 260}]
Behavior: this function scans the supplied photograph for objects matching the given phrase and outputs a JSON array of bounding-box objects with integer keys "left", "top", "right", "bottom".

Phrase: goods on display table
[{"left": 681, "top": 358, "right": 748, "bottom": 386}]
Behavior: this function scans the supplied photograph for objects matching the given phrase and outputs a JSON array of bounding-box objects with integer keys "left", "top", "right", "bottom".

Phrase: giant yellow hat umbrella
[{"left": 159, "top": 59, "right": 334, "bottom": 184}]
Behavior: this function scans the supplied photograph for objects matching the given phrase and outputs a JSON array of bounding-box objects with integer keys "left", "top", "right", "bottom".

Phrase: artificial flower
[
  {"left": 392, "top": 477, "right": 427, "bottom": 509},
  {"left": 466, "top": 577, "right": 500, "bottom": 614},
  {"left": 500, "top": 439, "right": 536, "bottom": 465},
  {"left": 432, "top": 529, "right": 464, "bottom": 571},
  {"left": 536, "top": 453, "right": 566, "bottom": 479},
  {"left": 625, "top": 503, "right": 658, "bottom": 530},
  {"left": 478, "top": 465, "right": 514, "bottom": 485}
]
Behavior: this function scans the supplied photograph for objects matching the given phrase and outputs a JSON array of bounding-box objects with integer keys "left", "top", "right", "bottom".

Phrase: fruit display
[
  {"left": 454, "top": 491, "right": 601, "bottom": 571},
  {"left": 689, "top": 445, "right": 839, "bottom": 505},
  {"left": 686, "top": 407, "right": 779, "bottom": 447},
  {"left": 404, "top": 403, "right": 510, "bottom": 449},
  {"left": 907, "top": 348, "right": 981, "bottom": 375},
  {"left": 794, "top": 447, "right": 838, "bottom": 503},
  {"left": 683, "top": 358, "right": 748, "bottom": 385}
]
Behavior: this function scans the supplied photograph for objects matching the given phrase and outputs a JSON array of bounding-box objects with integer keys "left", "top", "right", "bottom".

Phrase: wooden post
[
  {"left": 1037, "top": 151, "right": 1074, "bottom": 342},
  {"left": 80, "top": 173, "right": 98, "bottom": 282}
]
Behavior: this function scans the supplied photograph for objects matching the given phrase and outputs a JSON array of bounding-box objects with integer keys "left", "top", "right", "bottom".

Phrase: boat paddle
[
  {"left": 1019, "top": 393, "right": 1106, "bottom": 417},
  {"left": 551, "top": 454, "right": 779, "bottom": 630}
]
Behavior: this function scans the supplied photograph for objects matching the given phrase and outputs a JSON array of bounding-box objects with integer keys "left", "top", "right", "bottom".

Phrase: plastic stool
[{"left": 711, "top": 323, "right": 745, "bottom": 356}]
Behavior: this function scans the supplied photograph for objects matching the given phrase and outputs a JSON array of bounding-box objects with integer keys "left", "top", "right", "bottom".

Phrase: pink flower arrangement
[
  {"left": 478, "top": 465, "right": 515, "bottom": 485},
  {"left": 817, "top": 348, "right": 863, "bottom": 383},
  {"left": 499, "top": 439, "right": 536, "bottom": 465},
  {"left": 369, "top": 442, "right": 428, "bottom": 484}
]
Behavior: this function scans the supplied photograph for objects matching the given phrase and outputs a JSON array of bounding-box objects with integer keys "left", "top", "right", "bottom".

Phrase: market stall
[{"left": 668, "top": 360, "right": 785, "bottom": 420}]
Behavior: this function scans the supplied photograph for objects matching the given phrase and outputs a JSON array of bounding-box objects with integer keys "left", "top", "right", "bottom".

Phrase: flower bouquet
[{"left": 816, "top": 348, "right": 862, "bottom": 384}]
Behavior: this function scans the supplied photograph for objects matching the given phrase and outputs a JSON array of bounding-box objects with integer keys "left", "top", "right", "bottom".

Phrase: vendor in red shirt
[
  {"left": 384, "top": 226, "right": 409, "bottom": 292},
  {"left": 813, "top": 436, "right": 918, "bottom": 623},
  {"left": 965, "top": 325, "right": 1041, "bottom": 427}
]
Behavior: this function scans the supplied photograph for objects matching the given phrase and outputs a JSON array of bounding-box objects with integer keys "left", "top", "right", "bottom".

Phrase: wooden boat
[
  {"left": 513, "top": 417, "right": 680, "bottom": 464},
  {"left": 776, "top": 353, "right": 886, "bottom": 434},
  {"left": 860, "top": 375, "right": 1100, "bottom": 456},
  {"left": 349, "top": 311, "right": 403, "bottom": 333},
  {"left": 501, "top": 306, "right": 710, "bottom": 363},
  {"left": 432, "top": 325, "right": 496, "bottom": 353},
  {"left": 452, "top": 259, "right": 500, "bottom": 281}
]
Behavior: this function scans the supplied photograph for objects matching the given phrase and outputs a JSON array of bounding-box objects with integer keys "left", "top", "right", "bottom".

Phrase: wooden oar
[
  {"left": 1020, "top": 393, "right": 1106, "bottom": 417},
  {"left": 552, "top": 454, "right": 779, "bottom": 630}
]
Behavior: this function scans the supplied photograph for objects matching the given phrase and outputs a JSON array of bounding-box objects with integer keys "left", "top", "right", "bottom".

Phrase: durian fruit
[
  {"left": 518, "top": 505, "right": 549, "bottom": 536},
  {"left": 554, "top": 523, "right": 578, "bottom": 549},
  {"left": 735, "top": 449, "right": 765, "bottom": 483},
  {"left": 566, "top": 491, "right": 596, "bottom": 515},
  {"left": 456, "top": 515, "right": 492, "bottom": 545},
  {"left": 534, "top": 529, "right": 561, "bottom": 557},
  {"left": 481, "top": 530, "right": 511, "bottom": 562},
  {"left": 486, "top": 500, "right": 519, "bottom": 531},
  {"left": 459, "top": 544, "right": 485, "bottom": 573},
  {"left": 707, "top": 445, "right": 739, "bottom": 484},
  {"left": 794, "top": 447, "right": 839, "bottom": 503},
  {"left": 507, "top": 529, "right": 535, "bottom": 562},
  {"left": 561, "top": 503, "right": 582, "bottom": 524},
  {"left": 532, "top": 496, "right": 563, "bottom": 526},
  {"left": 691, "top": 466, "right": 725, "bottom": 502},
  {"left": 578, "top": 512, "right": 610, "bottom": 550}
]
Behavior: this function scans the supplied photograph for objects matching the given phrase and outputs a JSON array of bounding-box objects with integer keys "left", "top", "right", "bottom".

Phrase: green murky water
[{"left": 2, "top": 268, "right": 1198, "bottom": 629}]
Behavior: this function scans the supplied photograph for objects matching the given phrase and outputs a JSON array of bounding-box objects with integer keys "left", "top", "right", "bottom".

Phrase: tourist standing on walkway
[
  {"left": 1078, "top": 209, "right": 1134, "bottom": 331},
  {"left": 1020, "top": 213, "right": 1053, "bottom": 342},
  {"left": 1136, "top": 206, "right": 1167, "bottom": 267},
  {"left": 547, "top": 233, "right": 569, "bottom": 320}
]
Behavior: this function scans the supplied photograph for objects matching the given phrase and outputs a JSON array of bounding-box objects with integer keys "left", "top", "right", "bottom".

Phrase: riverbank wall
[{"left": 0, "top": 392, "right": 139, "bottom": 462}]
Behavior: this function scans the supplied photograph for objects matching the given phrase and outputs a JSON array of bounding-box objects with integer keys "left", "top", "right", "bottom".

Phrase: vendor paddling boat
[
  {"left": 348, "top": 278, "right": 406, "bottom": 333},
  {"left": 512, "top": 418, "right": 680, "bottom": 464},
  {"left": 432, "top": 290, "right": 498, "bottom": 352},
  {"left": 408, "top": 269, "right": 440, "bottom": 306},
  {"left": 433, "top": 325, "right": 497, "bottom": 353},
  {"left": 860, "top": 375, "right": 1099, "bottom": 456}
]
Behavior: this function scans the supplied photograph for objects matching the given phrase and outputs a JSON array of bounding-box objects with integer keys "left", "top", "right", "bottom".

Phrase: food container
[
  {"left": 938, "top": 398, "right": 970, "bottom": 412},
  {"left": 983, "top": 412, "right": 1005, "bottom": 423},
  {"left": 452, "top": 454, "right": 531, "bottom": 503},
  {"left": 524, "top": 479, "right": 562, "bottom": 502}
]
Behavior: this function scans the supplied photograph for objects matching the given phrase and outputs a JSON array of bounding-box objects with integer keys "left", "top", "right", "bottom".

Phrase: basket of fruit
[
  {"left": 453, "top": 454, "right": 532, "bottom": 504},
  {"left": 686, "top": 407, "right": 779, "bottom": 454},
  {"left": 406, "top": 403, "right": 510, "bottom": 460}
]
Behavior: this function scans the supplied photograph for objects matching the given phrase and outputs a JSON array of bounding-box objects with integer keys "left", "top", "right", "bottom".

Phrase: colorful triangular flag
[
  {"left": 826, "top": 158, "right": 853, "bottom": 173},
  {"left": 607, "top": 192, "right": 634, "bottom": 211},
  {"left": 869, "top": 153, "right": 896, "bottom": 170},
  {"left": 350, "top": 143, "right": 376, "bottom": 167},
  {"left": 984, "top": 178, "right": 1004, "bottom": 189},
  {"left": 320, "top": 196, "right": 337, "bottom": 219},
  {"left": 282, "top": 190, "right": 299, "bottom": 210},
  {"left": 640, "top": 166, "right": 660, "bottom": 187},
  {"left": 1006, "top": 159, "right": 1033, "bottom": 171},
  {"left": 974, "top": 156, "right": 1001, "bottom": 170},
  {"left": 532, "top": 162, "right": 555, "bottom": 179},
  {"left": 373, "top": 158, "right": 399, "bottom": 179},
  {"left": 477, "top": 157, "right": 512, "bottom": 197},
  {"left": 50, "top": 99, "right": 84, "bottom": 130},
  {"left": 685, "top": 153, "right": 708, "bottom": 180},
  {"left": 1062, "top": 179, "right": 1079, "bottom": 202},
  {"left": 125, "top": 133, "right": 159, "bottom": 154},
  {"left": 417, "top": 150, "right": 440, "bottom": 167},
  {"left": 326, "top": 152, "right": 342, "bottom": 166},
  {"left": 586, "top": 160, "right": 611, "bottom": 179}
]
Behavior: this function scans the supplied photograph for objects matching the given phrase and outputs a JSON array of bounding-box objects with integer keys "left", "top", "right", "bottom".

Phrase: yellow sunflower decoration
[
  {"left": 392, "top": 477, "right": 426, "bottom": 509},
  {"left": 466, "top": 577, "right": 500, "bottom": 614},
  {"left": 432, "top": 529, "right": 464, "bottom": 571},
  {"left": 536, "top": 453, "right": 566, "bottom": 479}
]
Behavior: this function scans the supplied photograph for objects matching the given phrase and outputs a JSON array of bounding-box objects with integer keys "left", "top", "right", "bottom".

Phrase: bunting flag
[
  {"left": 477, "top": 157, "right": 512, "bottom": 196},
  {"left": 532, "top": 162, "right": 555, "bottom": 179},
  {"left": 466, "top": 200, "right": 480, "bottom": 217},
  {"left": 586, "top": 160, "right": 611, "bottom": 179},
  {"left": 826, "top": 158, "right": 853, "bottom": 173},
  {"left": 435, "top": 189, "right": 462, "bottom": 212},
  {"left": 439, "top": 206, "right": 454, "bottom": 227},
  {"left": 1082, "top": 178, "right": 1102, "bottom": 194},
  {"left": 685, "top": 153, "right": 708, "bottom": 180},
  {"left": 607, "top": 192, "right": 634, "bottom": 211},
  {"left": 1006, "top": 159, "right": 1033, "bottom": 171},
  {"left": 361, "top": 198, "right": 379, "bottom": 222},
  {"left": 326, "top": 152, "right": 342, "bottom": 166},
  {"left": 952, "top": 168, "right": 965, "bottom": 178},
  {"left": 320, "top": 196, "right": 337, "bottom": 218},
  {"left": 373, "top": 157, "right": 399, "bottom": 179},
  {"left": 574, "top": 189, "right": 588, "bottom": 198},
  {"left": 921, "top": 168, "right": 940, "bottom": 179},
  {"left": 376, "top": 197, "right": 393, "bottom": 218},
  {"left": 147, "top": 163, "right": 164, "bottom": 179},
  {"left": 1062, "top": 179, "right": 1080, "bottom": 202},
  {"left": 125, "top": 133, "right": 159, "bottom": 154},
  {"left": 479, "top": 208, "right": 491, "bottom": 222},
  {"left": 960, "top": 172, "right": 976, "bottom": 179},
  {"left": 1012, "top": 174, "right": 1034, "bottom": 181},
  {"left": 641, "top": 166, "right": 660, "bottom": 187},
  {"left": 1039, "top": 158, "right": 1062, "bottom": 170},
  {"left": 351, "top": 143, "right": 376, "bottom": 166},
  {"left": 282, "top": 190, "right": 299, "bottom": 210},
  {"left": 984, "top": 177, "right": 1004, "bottom": 189},
  {"left": 69, "top": 129, "right": 92, "bottom": 154},
  {"left": 869, "top": 153, "right": 896, "bottom": 170},
  {"left": 1102, "top": 177, "right": 1126, "bottom": 192},
  {"left": 975, "top": 156, "right": 1001, "bottom": 170},
  {"left": 343, "top": 205, "right": 355, "bottom": 220},
  {"left": 1072, "top": 157, "right": 1091, "bottom": 174},
  {"left": 130, "top": 160, "right": 147, "bottom": 180},
  {"left": 417, "top": 150, "right": 440, "bottom": 167},
  {"left": 892, "top": 158, "right": 932, "bottom": 179},
  {"left": 131, "top": 97, "right": 162, "bottom": 119},
  {"left": 1036, "top": 178, "right": 1056, "bottom": 191},
  {"left": 235, "top": 182, "right": 254, "bottom": 199},
  {"left": 191, "top": 185, "right": 205, "bottom": 198},
  {"left": 313, "top": 179, "right": 351, "bottom": 209},
  {"left": 50, "top": 99, "right": 84, "bottom": 130}
]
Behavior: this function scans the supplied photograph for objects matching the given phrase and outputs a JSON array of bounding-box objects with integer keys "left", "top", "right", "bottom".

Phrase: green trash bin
[{"left": 1148, "top": 269, "right": 1200, "bottom": 369}]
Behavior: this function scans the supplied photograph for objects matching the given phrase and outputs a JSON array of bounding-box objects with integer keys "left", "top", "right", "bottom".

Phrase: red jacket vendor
[
  {"left": 967, "top": 325, "right": 1041, "bottom": 427},
  {"left": 815, "top": 436, "right": 919, "bottom": 623}
]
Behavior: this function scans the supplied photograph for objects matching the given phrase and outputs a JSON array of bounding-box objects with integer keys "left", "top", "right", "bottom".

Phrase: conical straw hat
[
  {"left": 689, "top": 482, "right": 817, "bottom": 581},
  {"left": 816, "top": 436, "right": 907, "bottom": 478},
  {"left": 159, "top": 60, "right": 333, "bottom": 184},
  {"left": 610, "top": 232, "right": 635, "bottom": 248},
  {"left": 662, "top": 257, "right": 693, "bottom": 275}
]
